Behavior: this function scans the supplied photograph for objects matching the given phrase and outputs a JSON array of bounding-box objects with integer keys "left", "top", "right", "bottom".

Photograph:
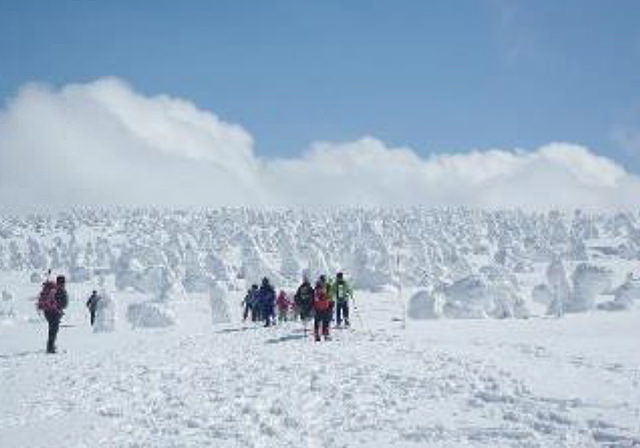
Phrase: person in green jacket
[{"left": 334, "top": 272, "right": 353, "bottom": 327}]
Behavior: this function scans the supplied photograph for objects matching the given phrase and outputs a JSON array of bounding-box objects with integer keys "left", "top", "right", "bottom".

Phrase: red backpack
[
  {"left": 314, "top": 288, "right": 331, "bottom": 312},
  {"left": 37, "top": 281, "right": 59, "bottom": 312}
]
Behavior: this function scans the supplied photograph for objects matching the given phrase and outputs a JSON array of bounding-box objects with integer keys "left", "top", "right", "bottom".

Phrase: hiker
[
  {"left": 294, "top": 275, "right": 314, "bottom": 321},
  {"left": 313, "top": 276, "right": 332, "bottom": 341},
  {"left": 324, "top": 274, "right": 336, "bottom": 321},
  {"left": 251, "top": 284, "right": 261, "bottom": 322},
  {"left": 37, "top": 275, "right": 69, "bottom": 354},
  {"left": 86, "top": 290, "right": 100, "bottom": 326},
  {"left": 256, "top": 277, "right": 276, "bottom": 327},
  {"left": 276, "top": 290, "right": 291, "bottom": 322},
  {"left": 334, "top": 272, "right": 353, "bottom": 327},
  {"left": 242, "top": 284, "right": 258, "bottom": 321}
]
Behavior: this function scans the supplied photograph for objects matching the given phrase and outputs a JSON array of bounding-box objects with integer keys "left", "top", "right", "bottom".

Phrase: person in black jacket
[
  {"left": 44, "top": 275, "right": 69, "bottom": 354},
  {"left": 294, "top": 275, "right": 314, "bottom": 321},
  {"left": 86, "top": 290, "right": 100, "bottom": 326},
  {"left": 242, "top": 284, "right": 258, "bottom": 321}
]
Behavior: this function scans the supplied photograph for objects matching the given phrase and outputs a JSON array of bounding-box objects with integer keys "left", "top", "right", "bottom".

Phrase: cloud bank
[{"left": 1, "top": 78, "right": 638, "bottom": 211}]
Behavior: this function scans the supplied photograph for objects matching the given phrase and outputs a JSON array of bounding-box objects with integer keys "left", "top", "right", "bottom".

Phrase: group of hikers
[
  {"left": 36, "top": 270, "right": 354, "bottom": 353},
  {"left": 36, "top": 272, "right": 102, "bottom": 354},
  {"left": 242, "top": 271, "right": 354, "bottom": 342}
]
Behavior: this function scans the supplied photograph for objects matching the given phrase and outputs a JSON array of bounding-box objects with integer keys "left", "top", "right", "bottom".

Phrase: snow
[
  {"left": 1, "top": 208, "right": 640, "bottom": 447},
  {"left": 532, "top": 283, "right": 553, "bottom": 305},
  {"left": 407, "top": 289, "right": 443, "bottom": 319},
  {"left": 0, "top": 288, "right": 15, "bottom": 322},
  {"left": 545, "top": 257, "right": 572, "bottom": 316},
  {"left": 209, "top": 282, "right": 231, "bottom": 324},
  {"left": 93, "top": 291, "right": 116, "bottom": 333},
  {"left": 568, "top": 263, "right": 613, "bottom": 313},
  {"left": 599, "top": 273, "right": 640, "bottom": 311},
  {"left": 1, "top": 279, "right": 639, "bottom": 447},
  {"left": 126, "top": 301, "right": 176, "bottom": 329},
  {"left": 439, "top": 271, "right": 528, "bottom": 319}
]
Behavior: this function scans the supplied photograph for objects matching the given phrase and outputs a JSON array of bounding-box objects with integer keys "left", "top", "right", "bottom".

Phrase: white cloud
[
  {"left": 0, "top": 78, "right": 264, "bottom": 210},
  {"left": 1, "top": 78, "right": 639, "bottom": 211},
  {"left": 267, "top": 139, "right": 639, "bottom": 209}
]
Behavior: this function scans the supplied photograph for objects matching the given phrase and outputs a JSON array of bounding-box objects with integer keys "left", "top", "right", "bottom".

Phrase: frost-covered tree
[
  {"left": 546, "top": 256, "right": 571, "bottom": 316},
  {"left": 27, "top": 237, "right": 48, "bottom": 271},
  {"left": 567, "top": 263, "right": 612, "bottom": 312},
  {"left": 0, "top": 289, "right": 15, "bottom": 319},
  {"left": 9, "top": 241, "right": 25, "bottom": 271},
  {"left": 209, "top": 281, "right": 231, "bottom": 324}
]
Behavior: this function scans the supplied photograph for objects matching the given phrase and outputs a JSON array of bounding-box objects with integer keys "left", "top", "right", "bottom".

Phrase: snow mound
[
  {"left": 613, "top": 274, "right": 640, "bottom": 302},
  {"left": 532, "top": 284, "right": 553, "bottom": 305},
  {"left": 94, "top": 292, "right": 116, "bottom": 333},
  {"left": 209, "top": 282, "right": 231, "bottom": 324},
  {"left": 598, "top": 273, "right": 640, "bottom": 311},
  {"left": 440, "top": 269, "right": 528, "bottom": 319},
  {"left": 126, "top": 301, "right": 176, "bottom": 328},
  {"left": 442, "top": 275, "right": 489, "bottom": 319},
  {"left": 567, "top": 263, "right": 612, "bottom": 313},
  {"left": 0, "top": 289, "right": 15, "bottom": 321},
  {"left": 408, "top": 290, "right": 443, "bottom": 319}
]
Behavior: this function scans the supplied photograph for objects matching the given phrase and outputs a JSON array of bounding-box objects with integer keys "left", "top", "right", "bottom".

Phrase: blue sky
[{"left": 1, "top": 0, "right": 639, "bottom": 170}]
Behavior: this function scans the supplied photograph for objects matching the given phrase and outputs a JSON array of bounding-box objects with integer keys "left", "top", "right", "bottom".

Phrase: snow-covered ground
[
  {"left": 1, "top": 273, "right": 639, "bottom": 448},
  {"left": 1, "top": 208, "right": 640, "bottom": 446}
]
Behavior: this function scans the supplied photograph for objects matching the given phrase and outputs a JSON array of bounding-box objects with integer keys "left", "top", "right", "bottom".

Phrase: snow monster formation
[
  {"left": 93, "top": 290, "right": 116, "bottom": 333},
  {"left": 409, "top": 265, "right": 528, "bottom": 320},
  {"left": 0, "top": 208, "right": 638, "bottom": 321},
  {"left": 126, "top": 266, "right": 178, "bottom": 329},
  {"left": 599, "top": 273, "right": 640, "bottom": 311},
  {"left": 209, "top": 281, "right": 231, "bottom": 324},
  {"left": 408, "top": 289, "right": 444, "bottom": 320}
]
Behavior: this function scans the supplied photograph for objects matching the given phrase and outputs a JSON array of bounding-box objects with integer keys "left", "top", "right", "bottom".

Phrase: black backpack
[{"left": 295, "top": 283, "right": 314, "bottom": 310}]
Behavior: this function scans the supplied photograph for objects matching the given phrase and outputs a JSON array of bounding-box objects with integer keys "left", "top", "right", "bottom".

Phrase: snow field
[
  {"left": 1, "top": 208, "right": 640, "bottom": 446},
  {"left": 1, "top": 280, "right": 639, "bottom": 447}
]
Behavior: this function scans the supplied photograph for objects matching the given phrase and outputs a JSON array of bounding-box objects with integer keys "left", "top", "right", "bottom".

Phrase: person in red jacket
[
  {"left": 37, "top": 274, "right": 69, "bottom": 354},
  {"left": 276, "top": 290, "right": 291, "bottom": 322},
  {"left": 313, "top": 277, "right": 332, "bottom": 341}
]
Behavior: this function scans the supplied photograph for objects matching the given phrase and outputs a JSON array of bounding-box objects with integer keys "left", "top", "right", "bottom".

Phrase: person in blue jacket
[{"left": 256, "top": 277, "right": 276, "bottom": 327}]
